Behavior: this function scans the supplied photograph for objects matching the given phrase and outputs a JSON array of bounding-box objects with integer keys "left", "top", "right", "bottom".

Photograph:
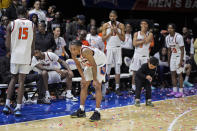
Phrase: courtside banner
[{"left": 82, "top": 0, "right": 197, "bottom": 11}]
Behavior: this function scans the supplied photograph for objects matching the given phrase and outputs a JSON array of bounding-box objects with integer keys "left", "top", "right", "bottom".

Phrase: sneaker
[
  {"left": 124, "top": 57, "right": 131, "bottom": 67},
  {"left": 14, "top": 108, "right": 22, "bottom": 117},
  {"left": 115, "top": 89, "right": 123, "bottom": 96},
  {"left": 183, "top": 81, "right": 194, "bottom": 87},
  {"left": 167, "top": 91, "right": 177, "bottom": 96},
  {"left": 89, "top": 111, "right": 101, "bottom": 122},
  {"left": 71, "top": 108, "right": 86, "bottom": 118},
  {"left": 146, "top": 100, "right": 154, "bottom": 107},
  {"left": 128, "top": 88, "right": 135, "bottom": 95},
  {"left": 66, "top": 93, "right": 78, "bottom": 101},
  {"left": 37, "top": 97, "right": 51, "bottom": 104},
  {"left": 174, "top": 92, "right": 184, "bottom": 98},
  {"left": 3, "top": 105, "right": 12, "bottom": 114},
  {"left": 61, "top": 91, "right": 66, "bottom": 97},
  {"left": 135, "top": 100, "right": 140, "bottom": 107}
]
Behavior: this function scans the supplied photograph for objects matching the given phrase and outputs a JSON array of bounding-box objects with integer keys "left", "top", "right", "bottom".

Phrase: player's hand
[
  {"left": 93, "top": 79, "right": 100, "bottom": 87},
  {"left": 113, "top": 26, "right": 118, "bottom": 33},
  {"left": 146, "top": 75, "right": 152, "bottom": 82},
  {"left": 55, "top": 69, "right": 63, "bottom": 76}
]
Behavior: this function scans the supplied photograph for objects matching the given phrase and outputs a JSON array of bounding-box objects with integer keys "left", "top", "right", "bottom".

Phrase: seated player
[
  {"left": 31, "top": 50, "right": 77, "bottom": 102},
  {"left": 135, "top": 57, "right": 159, "bottom": 107},
  {"left": 70, "top": 40, "right": 107, "bottom": 122}
]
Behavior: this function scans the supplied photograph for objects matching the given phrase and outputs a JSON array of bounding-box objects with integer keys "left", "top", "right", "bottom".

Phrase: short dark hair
[
  {"left": 109, "top": 10, "right": 117, "bottom": 16},
  {"left": 140, "top": 19, "right": 150, "bottom": 25},
  {"left": 70, "top": 40, "right": 82, "bottom": 47},
  {"left": 167, "top": 23, "right": 176, "bottom": 30},
  {"left": 17, "top": 6, "right": 26, "bottom": 16},
  {"left": 149, "top": 57, "right": 159, "bottom": 66}
]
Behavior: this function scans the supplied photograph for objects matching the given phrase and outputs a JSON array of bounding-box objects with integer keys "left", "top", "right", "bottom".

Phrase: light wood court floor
[{"left": 0, "top": 95, "right": 197, "bottom": 131}]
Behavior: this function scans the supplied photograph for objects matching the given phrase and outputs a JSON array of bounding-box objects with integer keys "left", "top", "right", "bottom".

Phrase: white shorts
[
  {"left": 170, "top": 55, "right": 184, "bottom": 74},
  {"left": 48, "top": 71, "right": 61, "bottom": 84},
  {"left": 106, "top": 47, "right": 122, "bottom": 65},
  {"left": 129, "top": 55, "right": 149, "bottom": 72},
  {"left": 10, "top": 64, "right": 31, "bottom": 75},
  {"left": 84, "top": 65, "right": 106, "bottom": 83}
]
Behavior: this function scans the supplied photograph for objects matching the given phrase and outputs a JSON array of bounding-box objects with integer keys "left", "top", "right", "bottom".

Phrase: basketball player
[
  {"left": 70, "top": 40, "right": 107, "bottom": 122},
  {"left": 3, "top": 6, "right": 35, "bottom": 116},
  {"left": 166, "top": 23, "right": 185, "bottom": 98},
  {"left": 31, "top": 50, "right": 77, "bottom": 101},
  {"left": 129, "top": 19, "right": 153, "bottom": 93},
  {"left": 102, "top": 10, "right": 125, "bottom": 95}
]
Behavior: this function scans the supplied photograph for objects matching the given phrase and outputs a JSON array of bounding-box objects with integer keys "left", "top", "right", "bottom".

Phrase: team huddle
[{"left": 2, "top": 7, "right": 189, "bottom": 122}]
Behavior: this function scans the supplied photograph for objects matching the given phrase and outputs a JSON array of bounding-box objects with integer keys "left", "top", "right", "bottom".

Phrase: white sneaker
[
  {"left": 124, "top": 57, "right": 131, "bottom": 67},
  {"left": 61, "top": 91, "right": 66, "bottom": 97},
  {"left": 66, "top": 93, "right": 78, "bottom": 101}
]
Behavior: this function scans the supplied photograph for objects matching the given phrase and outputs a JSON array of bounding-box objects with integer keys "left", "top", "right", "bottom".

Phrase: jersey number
[{"left": 18, "top": 27, "right": 28, "bottom": 40}]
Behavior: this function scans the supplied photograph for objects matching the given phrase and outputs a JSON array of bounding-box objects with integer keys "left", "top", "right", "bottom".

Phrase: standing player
[
  {"left": 102, "top": 10, "right": 125, "bottom": 95},
  {"left": 70, "top": 40, "right": 106, "bottom": 122},
  {"left": 3, "top": 6, "right": 35, "bottom": 116},
  {"left": 166, "top": 23, "right": 185, "bottom": 98},
  {"left": 129, "top": 19, "right": 153, "bottom": 92}
]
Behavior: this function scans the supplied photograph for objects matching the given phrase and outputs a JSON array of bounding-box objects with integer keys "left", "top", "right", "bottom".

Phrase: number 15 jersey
[{"left": 11, "top": 18, "right": 34, "bottom": 64}]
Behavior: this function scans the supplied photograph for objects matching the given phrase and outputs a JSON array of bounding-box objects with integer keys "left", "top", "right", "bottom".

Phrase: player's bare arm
[
  {"left": 133, "top": 32, "right": 145, "bottom": 47},
  {"left": 116, "top": 23, "right": 125, "bottom": 41},
  {"left": 102, "top": 23, "right": 112, "bottom": 42},
  {"left": 81, "top": 48, "right": 97, "bottom": 81},
  {"left": 179, "top": 46, "right": 184, "bottom": 67},
  {"left": 168, "top": 47, "right": 172, "bottom": 65},
  {"left": 35, "top": 63, "right": 57, "bottom": 71},
  {"left": 31, "top": 24, "right": 36, "bottom": 59},
  {"left": 71, "top": 55, "right": 85, "bottom": 80},
  {"left": 144, "top": 33, "right": 153, "bottom": 44},
  {"left": 5, "top": 23, "right": 11, "bottom": 52}
]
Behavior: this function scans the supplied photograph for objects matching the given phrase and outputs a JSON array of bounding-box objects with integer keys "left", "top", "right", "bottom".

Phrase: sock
[
  {"left": 105, "top": 82, "right": 109, "bottom": 89},
  {"left": 46, "top": 91, "right": 50, "bottom": 97},
  {"left": 132, "top": 84, "right": 136, "bottom": 90},
  {"left": 179, "top": 88, "right": 183, "bottom": 93},
  {"left": 147, "top": 99, "right": 152, "bottom": 102},
  {"left": 5, "top": 99, "right": 10, "bottom": 107},
  {"left": 115, "top": 84, "right": 119, "bottom": 90},
  {"left": 67, "top": 90, "right": 71, "bottom": 95},
  {"left": 173, "top": 87, "right": 177, "bottom": 92},
  {"left": 80, "top": 105, "right": 85, "bottom": 111},
  {"left": 184, "top": 76, "right": 189, "bottom": 82},
  {"left": 95, "top": 108, "right": 101, "bottom": 113},
  {"left": 15, "top": 104, "right": 22, "bottom": 110}
]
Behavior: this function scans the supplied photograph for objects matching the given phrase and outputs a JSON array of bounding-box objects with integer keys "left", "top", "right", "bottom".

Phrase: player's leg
[
  {"left": 41, "top": 70, "right": 51, "bottom": 100},
  {"left": 144, "top": 81, "right": 154, "bottom": 107},
  {"left": 14, "top": 73, "right": 26, "bottom": 116},
  {"left": 3, "top": 74, "right": 17, "bottom": 114},
  {"left": 135, "top": 78, "right": 143, "bottom": 107},
  {"left": 183, "top": 64, "right": 193, "bottom": 87}
]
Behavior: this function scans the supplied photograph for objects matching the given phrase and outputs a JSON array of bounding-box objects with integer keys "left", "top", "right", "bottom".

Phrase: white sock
[
  {"left": 6, "top": 99, "right": 10, "bottom": 107},
  {"left": 102, "top": 84, "right": 106, "bottom": 96},
  {"left": 179, "top": 88, "right": 183, "bottom": 93},
  {"left": 132, "top": 84, "right": 136, "bottom": 90},
  {"left": 46, "top": 91, "right": 50, "bottom": 97},
  {"left": 80, "top": 105, "right": 85, "bottom": 111},
  {"left": 173, "top": 87, "right": 178, "bottom": 92},
  {"left": 95, "top": 108, "right": 101, "bottom": 113},
  {"left": 115, "top": 84, "right": 119, "bottom": 90},
  {"left": 105, "top": 82, "right": 109, "bottom": 89},
  {"left": 67, "top": 90, "right": 71, "bottom": 95},
  {"left": 16, "top": 104, "right": 22, "bottom": 110},
  {"left": 184, "top": 76, "right": 189, "bottom": 82}
]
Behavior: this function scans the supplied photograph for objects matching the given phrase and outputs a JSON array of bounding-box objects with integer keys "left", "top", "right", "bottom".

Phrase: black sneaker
[
  {"left": 135, "top": 100, "right": 140, "bottom": 107},
  {"left": 71, "top": 108, "right": 86, "bottom": 118},
  {"left": 37, "top": 98, "right": 51, "bottom": 104},
  {"left": 146, "top": 100, "right": 154, "bottom": 107},
  {"left": 115, "top": 89, "right": 123, "bottom": 96},
  {"left": 89, "top": 111, "right": 101, "bottom": 122},
  {"left": 128, "top": 88, "right": 135, "bottom": 95},
  {"left": 3, "top": 105, "right": 12, "bottom": 114}
]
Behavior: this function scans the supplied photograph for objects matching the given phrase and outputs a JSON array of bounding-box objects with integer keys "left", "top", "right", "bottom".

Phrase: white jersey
[
  {"left": 133, "top": 31, "right": 151, "bottom": 57},
  {"left": 11, "top": 18, "right": 34, "bottom": 64},
  {"left": 79, "top": 45, "right": 107, "bottom": 67},
  {"left": 86, "top": 34, "right": 105, "bottom": 52},
  {"left": 31, "top": 52, "right": 61, "bottom": 73},
  {"left": 106, "top": 21, "right": 122, "bottom": 49},
  {"left": 166, "top": 32, "right": 185, "bottom": 56},
  {"left": 121, "top": 33, "right": 133, "bottom": 49}
]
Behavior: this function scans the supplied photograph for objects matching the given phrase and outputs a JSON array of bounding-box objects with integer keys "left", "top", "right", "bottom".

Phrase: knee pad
[{"left": 115, "top": 64, "right": 121, "bottom": 74}]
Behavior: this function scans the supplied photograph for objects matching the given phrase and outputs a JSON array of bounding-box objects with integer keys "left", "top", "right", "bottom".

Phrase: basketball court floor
[{"left": 0, "top": 85, "right": 197, "bottom": 131}]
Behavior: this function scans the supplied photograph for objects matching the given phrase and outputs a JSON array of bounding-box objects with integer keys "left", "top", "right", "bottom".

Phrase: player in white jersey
[
  {"left": 129, "top": 19, "right": 153, "bottom": 93},
  {"left": 3, "top": 7, "right": 35, "bottom": 116},
  {"left": 70, "top": 40, "right": 107, "bottom": 122},
  {"left": 102, "top": 10, "right": 125, "bottom": 96},
  {"left": 166, "top": 23, "right": 185, "bottom": 98}
]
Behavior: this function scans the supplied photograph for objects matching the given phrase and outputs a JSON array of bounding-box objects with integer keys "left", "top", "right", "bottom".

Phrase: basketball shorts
[
  {"left": 106, "top": 47, "right": 122, "bottom": 65},
  {"left": 170, "top": 55, "right": 185, "bottom": 74},
  {"left": 10, "top": 63, "right": 31, "bottom": 75},
  {"left": 129, "top": 55, "right": 149, "bottom": 72}
]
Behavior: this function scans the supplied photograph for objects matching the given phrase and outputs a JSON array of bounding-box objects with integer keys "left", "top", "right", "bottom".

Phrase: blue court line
[{"left": 0, "top": 85, "right": 197, "bottom": 126}]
